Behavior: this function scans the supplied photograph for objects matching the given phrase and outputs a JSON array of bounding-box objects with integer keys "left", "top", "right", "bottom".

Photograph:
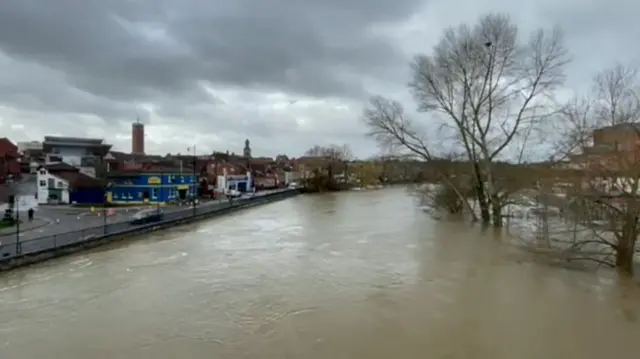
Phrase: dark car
[{"left": 129, "top": 208, "right": 164, "bottom": 225}]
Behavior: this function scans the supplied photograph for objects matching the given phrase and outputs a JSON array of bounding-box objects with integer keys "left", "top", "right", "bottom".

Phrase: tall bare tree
[
  {"left": 364, "top": 13, "right": 570, "bottom": 227},
  {"left": 363, "top": 97, "right": 479, "bottom": 220}
]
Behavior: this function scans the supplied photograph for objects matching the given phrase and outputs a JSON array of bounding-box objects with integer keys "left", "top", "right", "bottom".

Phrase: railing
[{"left": 0, "top": 189, "right": 298, "bottom": 262}]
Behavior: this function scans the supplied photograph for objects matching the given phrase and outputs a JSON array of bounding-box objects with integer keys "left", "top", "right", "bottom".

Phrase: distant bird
[{"left": 484, "top": 41, "right": 492, "bottom": 47}]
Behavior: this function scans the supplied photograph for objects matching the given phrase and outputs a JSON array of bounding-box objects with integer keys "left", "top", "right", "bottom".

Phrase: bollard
[
  {"left": 56, "top": 219, "right": 60, "bottom": 224},
  {"left": 77, "top": 216, "right": 80, "bottom": 220}
]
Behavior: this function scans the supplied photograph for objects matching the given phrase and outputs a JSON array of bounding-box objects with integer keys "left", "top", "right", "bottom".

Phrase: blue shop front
[{"left": 107, "top": 172, "right": 197, "bottom": 204}]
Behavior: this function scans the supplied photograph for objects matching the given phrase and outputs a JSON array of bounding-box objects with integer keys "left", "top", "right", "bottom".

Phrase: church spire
[{"left": 243, "top": 139, "right": 251, "bottom": 158}]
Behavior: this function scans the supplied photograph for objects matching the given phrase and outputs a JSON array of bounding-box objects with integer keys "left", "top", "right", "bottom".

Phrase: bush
[
  {"left": 433, "top": 185, "right": 466, "bottom": 214},
  {"left": 420, "top": 181, "right": 474, "bottom": 215}
]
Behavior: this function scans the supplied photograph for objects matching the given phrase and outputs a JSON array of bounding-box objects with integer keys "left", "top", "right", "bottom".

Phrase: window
[
  {"left": 57, "top": 181, "right": 64, "bottom": 188},
  {"left": 152, "top": 188, "right": 158, "bottom": 199},
  {"left": 52, "top": 147, "right": 60, "bottom": 154},
  {"left": 39, "top": 180, "right": 46, "bottom": 187},
  {"left": 47, "top": 178, "right": 55, "bottom": 188}
]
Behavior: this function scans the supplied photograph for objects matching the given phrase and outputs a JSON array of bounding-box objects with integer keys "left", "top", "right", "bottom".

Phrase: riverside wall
[{"left": 0, "top": 189, "right": 300, "bottom": 272}]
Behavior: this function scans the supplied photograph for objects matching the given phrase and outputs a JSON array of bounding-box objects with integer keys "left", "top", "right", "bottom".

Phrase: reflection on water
[{"left": 1, "top": 187, "right": 639, "bottom": 358}]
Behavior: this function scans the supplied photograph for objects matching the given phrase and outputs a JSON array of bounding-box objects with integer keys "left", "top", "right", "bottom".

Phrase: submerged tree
[
  {"left": 556, "top": 64, "right": 640, "bottom": 275},
  {"left": 364, "top": 13, "right": 570, "bottom": 227}
]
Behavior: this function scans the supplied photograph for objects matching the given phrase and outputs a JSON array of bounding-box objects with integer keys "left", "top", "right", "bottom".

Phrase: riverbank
[{"left": 0, "top": 189, "right": 300, "bottom": 272}]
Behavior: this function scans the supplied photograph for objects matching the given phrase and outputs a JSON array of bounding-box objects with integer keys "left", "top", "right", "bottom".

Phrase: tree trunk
[
  {"left": 615, "top": 241, "right": 635, "bottom": 276},
  {"left": 616, "top": 220, "right": 636, "bottom": 276},
  {"left": 472, "top": 163, "right": 491, "bottom": 225},
  {"left": 491, "top": 194, "right": 503, "bottom": 228},
  {"left": 476, "top": 183, "right": 490, "bottom": 224}
]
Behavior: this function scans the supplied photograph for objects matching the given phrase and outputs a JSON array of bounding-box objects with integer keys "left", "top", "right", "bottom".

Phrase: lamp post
[
  {"left": 187, "top": 146, "right": 198, "bottom": 216},
  {"left": 103, "top": 182, "right": 112, "bottom": 235},
  {"left": 157, "top": 171, "right": 162, "bottom": 211},
  {"left": 15, "top": 195, "right": 21, "bottom": 255}
]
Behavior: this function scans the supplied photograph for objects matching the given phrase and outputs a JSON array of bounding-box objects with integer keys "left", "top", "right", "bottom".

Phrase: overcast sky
[{"left": 0, "top": 0, "right": 636, "bottom": 158}]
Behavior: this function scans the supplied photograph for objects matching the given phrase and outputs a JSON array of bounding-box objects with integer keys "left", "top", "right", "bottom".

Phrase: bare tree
[
  {"left": 545, "top": 64, "right": 640, "bottom": 276},
  {"left": 302, "top": 144, "right": 353, "bottom": 191},
  {"left": 363, "top": 96, "right": 479, "bottom": 220},
  {"left": 305, "top": 144, "right": 352, "bottom": 162},
  {"left": 365, "top": 13, "right": 570, "bottom": 227}
]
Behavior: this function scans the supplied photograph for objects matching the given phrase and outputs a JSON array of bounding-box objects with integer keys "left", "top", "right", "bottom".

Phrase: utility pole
[
  {"left": 188, "top": 146, "right": 198, "bottom": 217},
  {"left": 156, "top": 171, "right": 162, "bottom": 211},
  {"left": 15, "top": 195, "right": 21, "bottom": 255},
  {"left": 103, "top": 182, "right": 112, "bottom": 235}
]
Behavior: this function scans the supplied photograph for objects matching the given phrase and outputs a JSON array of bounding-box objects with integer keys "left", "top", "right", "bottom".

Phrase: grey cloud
[
  {"left": 2, "top": 0, "right": 639, "bottom": 158},
  {"left": 0, "top": 54, "right": 135, "bottom": 118},
  {"left": 0, "top": 0, "right": 421, "bottom": 101}
]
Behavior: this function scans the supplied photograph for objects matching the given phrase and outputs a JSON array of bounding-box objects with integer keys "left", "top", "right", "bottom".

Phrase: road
[{"left": 0, "top": 191, "right": 287, "bottom": 258}]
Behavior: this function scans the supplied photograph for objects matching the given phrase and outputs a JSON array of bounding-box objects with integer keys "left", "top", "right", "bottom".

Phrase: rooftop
[
  {"left": 595, "top": 123, "right": 640, "bottom": 132},
  {"left": 44, "top": 136, "right": 106, "bottom": 144},
  {"left": 105, "top": 151, "right": 164, "bottom": 162},
  {"left": 42, "top": 162, "right": 79, "bottom": 172},
  {"left": 55, "top": 171, "right": 103, "bottom": 188},
  {"left": 107, "top": 165, "right": 195, "bottom": 177},
  {"left": 42, "top": 136, "right": 113, "bottom": 152}
]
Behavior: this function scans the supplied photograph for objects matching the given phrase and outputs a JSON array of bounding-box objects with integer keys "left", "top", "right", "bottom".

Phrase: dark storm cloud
[
  {"left": 2, "top": 0, "right": 639, "bottom": 158},
  {"left": 0, "top": 0, "right": 422, "bottom": 102}
]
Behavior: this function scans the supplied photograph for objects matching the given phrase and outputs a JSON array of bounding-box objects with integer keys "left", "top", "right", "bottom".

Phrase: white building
[
  {"left": 216, "top": 168, "right": 253, "bottom": 193},
  {"left": 36, "top": 165, "right": 70, "bottom": 204},
  {"left": 42, "top": 136, "right": 112, "bottom": 178},
  {"left": 43, "top": 136, "right": 111, "bottom": 166}
]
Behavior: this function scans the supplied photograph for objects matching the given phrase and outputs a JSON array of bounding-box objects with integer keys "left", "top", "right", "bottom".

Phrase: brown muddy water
[{"left": 1, "top": 187, "right": 639, "bottom": 358}]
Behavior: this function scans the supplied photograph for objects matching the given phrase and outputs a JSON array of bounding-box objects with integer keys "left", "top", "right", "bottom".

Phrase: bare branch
[{"left": 539, "top": 64, "right": 640, "bottom": 275}]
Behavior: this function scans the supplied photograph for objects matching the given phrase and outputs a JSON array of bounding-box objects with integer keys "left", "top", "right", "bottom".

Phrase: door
[{"left": 47, "top": 188, "right": 63, "bottom": 204}]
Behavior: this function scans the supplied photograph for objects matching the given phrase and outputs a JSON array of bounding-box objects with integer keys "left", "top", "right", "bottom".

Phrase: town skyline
[{"left": 5, "top": 126, "right": 352, "bottom": 158}]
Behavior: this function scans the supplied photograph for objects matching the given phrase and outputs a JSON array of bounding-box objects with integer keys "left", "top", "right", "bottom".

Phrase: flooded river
[{"left": 1, "top": 187, "right": 639, "bottom": 358}]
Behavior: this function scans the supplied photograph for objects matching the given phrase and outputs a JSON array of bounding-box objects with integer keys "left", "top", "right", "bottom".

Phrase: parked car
[
  {"left": 225, "top": 189, "right": 242, "bottom": 198},
  {"left": 129, "top": 208, "right": 164, "bottom": 225}
]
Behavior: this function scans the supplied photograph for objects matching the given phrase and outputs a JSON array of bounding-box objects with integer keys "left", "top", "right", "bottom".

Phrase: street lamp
[
  {"left": 14, "top": 195, "right": 21, "bottom": 255},
  {"left": 103, "top": 182, "right": 112, "bottom": 235},
  {"left": 187, "top": 145, "right": 198, "bottom": 216},
  {"left": 157, "top": 171, "right": 163, "bottom": 211}
]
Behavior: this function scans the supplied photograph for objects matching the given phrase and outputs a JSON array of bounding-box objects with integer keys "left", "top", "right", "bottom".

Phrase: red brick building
[{"left": 0, "top": 137, "right": 20, "bottom": 184}]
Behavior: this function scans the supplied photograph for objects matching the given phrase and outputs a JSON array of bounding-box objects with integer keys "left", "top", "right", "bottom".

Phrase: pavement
[
  {"left": 0, "top": 189, "right": 292, "bottom": 259},
  {"left": 0, "top": 218, "right": 51, "bottom": 236}
]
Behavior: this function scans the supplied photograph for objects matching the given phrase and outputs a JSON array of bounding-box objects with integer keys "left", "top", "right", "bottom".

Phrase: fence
[{"left": 0, "top": 189, "right": 299, "bottom": 267}]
